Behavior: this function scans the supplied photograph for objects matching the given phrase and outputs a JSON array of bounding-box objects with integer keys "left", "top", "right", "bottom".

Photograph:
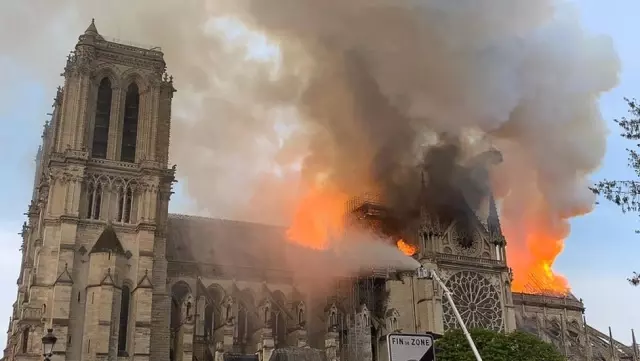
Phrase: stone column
[
  {"left": 290, "top": 327, "right": 308, "bottom": 348},
  {"left": 223, "top": 322, "right": 235, "bottom": 352},
  {"left": 325, "top": 330, "right": 340, "bottom": 361},
  {"left": 260, "top": 328, "right": 275, "bottom": 361},
  {"left": 131, "top": 270, "right": 153, "bottom": 360},
  {"left": 351, "top": 305, "right": 372, "bottom": 361},
  {"left": 196, "top": 295, "right": 206, "bottom": 336},
  {"left": 214, "top": 341, "right": 225, "bottom": 361},
  {"left": 180, "top": 295, "right": 195, "bottom": 361}
]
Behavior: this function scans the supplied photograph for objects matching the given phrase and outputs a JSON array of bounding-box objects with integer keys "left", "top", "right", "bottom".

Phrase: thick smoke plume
[{"left": 2, "top": 1, "right": 620, "bottom": 289}]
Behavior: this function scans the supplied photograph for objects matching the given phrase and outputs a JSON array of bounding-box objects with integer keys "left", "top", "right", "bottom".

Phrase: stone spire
[
  {"left": 83, "top": 18, "right": 104, "bottom": 40},
  {"left": 85, "top": 18, "right": 98, "bottom": 35},
  {"left": 609, "top": 326, "right": 617, "bottom": 360},
  {"left": 487, "top": 192, "right": 506, "bottom": 245},
  {"left": 632, "top": 329, "right": 638, "bottom": 361}
]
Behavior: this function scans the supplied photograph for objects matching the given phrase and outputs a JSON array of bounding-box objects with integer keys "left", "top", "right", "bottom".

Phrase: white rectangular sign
[{"left": 387, "top": 333, "right": 435, "bottom": 361}]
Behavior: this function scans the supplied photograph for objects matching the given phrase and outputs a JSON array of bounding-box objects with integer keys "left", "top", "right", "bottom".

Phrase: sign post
[{"left": 387, "top": 333, "right": 436, "bottom": 361}]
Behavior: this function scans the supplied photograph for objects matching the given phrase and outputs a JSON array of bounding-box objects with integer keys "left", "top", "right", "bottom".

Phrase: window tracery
[
  {"left": 442, "top": 271, "right": 503, "bottom": 332},
  {"left": 296, "top": 302, "right": 306, "bottom": 327},
  {"left": 385, "top": 308, "right": 400, "bottom": 332},
  {"left": 450, "top": 228, "right": 480, "bottom": 256},
  {"left": 84, "top": 174, "right": 140, "bottom": 223},
  {"left": 86, "top": 183, "right": 103, "bottom": 220},
  {"left": 204, "top": 284, "right": 225, "bottom": 343},
  {"left": 326, "top": 303, "right": 341, "bottom": 332}
]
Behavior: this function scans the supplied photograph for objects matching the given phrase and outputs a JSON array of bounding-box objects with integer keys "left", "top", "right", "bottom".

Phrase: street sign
[{"left": 387, "top": 333, "right": 436, "bottom": 361}]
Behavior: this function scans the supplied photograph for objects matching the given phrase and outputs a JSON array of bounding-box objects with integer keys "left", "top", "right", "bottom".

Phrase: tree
[
  {"left": 590, "top": 97, "right": 640, "bottom": 286},
  {"left": 435, "top": 328, "right": 565, "bottom": 361}
]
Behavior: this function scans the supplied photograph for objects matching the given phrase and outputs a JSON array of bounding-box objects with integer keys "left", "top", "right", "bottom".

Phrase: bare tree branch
[{"left": 591, "top": 98, "right": 640, "bottom": 286}]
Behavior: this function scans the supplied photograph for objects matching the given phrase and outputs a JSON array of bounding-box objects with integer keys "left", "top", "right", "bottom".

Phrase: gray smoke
[{"left": 1, "top": 1, "right": 620, "bottom": 269}]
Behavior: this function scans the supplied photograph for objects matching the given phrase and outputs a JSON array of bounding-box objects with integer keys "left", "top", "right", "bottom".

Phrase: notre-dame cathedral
[{"left": 2, "top": 20, "right": 638, "bottom": 361}]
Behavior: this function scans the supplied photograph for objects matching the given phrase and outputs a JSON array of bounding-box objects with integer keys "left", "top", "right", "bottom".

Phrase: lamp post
[{"left": 41, "top": 328, "right": 57, "bottom": 361}]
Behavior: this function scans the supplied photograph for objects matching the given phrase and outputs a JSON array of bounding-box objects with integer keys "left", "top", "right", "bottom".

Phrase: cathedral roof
[
  {"left": 166, "top": 214, "right": 292, "bottom": 269},
  {"left": 90, "top": 225, "right": 126, "bottom": 255},
  {"left": 515, "top": 314, "right": 636, "bottom": 360},
  {"left": 166, "top": 214, "right": 404, "bottom": 278}
]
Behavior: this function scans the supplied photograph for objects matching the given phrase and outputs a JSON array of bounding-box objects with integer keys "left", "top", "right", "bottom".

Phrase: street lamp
[{"left": 41, "top": 328, "right": 57, "bottom": 361}]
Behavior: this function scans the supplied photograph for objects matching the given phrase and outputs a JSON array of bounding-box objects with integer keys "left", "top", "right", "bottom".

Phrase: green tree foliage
[
  {"left": 591, "top": 98, "right": 640, "bottom": 286},
  {"left": 435, "top": 328, "right": 565, "bottom": 361}
]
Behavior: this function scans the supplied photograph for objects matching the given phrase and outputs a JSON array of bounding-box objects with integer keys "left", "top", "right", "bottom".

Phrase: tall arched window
[
  {"left": 204, "top": 303, "right": 214, "bottom": 341},
  {"left": 117, "top": 187, "right": 133, "bottom": 223},
  {"left": 21, "top": 327, "right": 29, "bottom": 354},
  {"left": 118, "top": 285, "right": 131, "bottom": 354},
  {"left": 87, "top": 183, "right": 102, "bottom": 220},
  {"left": 121, "top": 83, "right": 139, "bottom": 163},
  {"left": 92, "top": 78, "right": 112, "bottom": 159},
  {"left": 271, "top": 311, "right": 286, "bottom": 347},
  {"left": 170, "top": 298, "right": 180, "bottom": 361},
  {"left": 237, "top": 305, "right": 248, "bottom": 352}
]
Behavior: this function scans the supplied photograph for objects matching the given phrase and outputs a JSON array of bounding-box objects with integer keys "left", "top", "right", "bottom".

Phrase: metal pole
[
  {"left": 429, "top": 269, "right": 484, "bottom": 361},
  {"left": 410, "top": 276, "right": 418, "bottom": 331}
]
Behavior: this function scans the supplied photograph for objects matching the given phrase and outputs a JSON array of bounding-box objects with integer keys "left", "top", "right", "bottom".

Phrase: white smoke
[{"left": 0, "top": 0, "right": 620, "bottom": 283}]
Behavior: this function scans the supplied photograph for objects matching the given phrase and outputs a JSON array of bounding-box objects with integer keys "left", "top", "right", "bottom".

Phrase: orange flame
[
  {"left": 397, "top": 239, "right": 417, "bottom": 256},
  {"left": 286, "top": 184, "right": 569, "bottom": 296},
  {"left": 286, "top": 184, "right": 349, "bottom": 250},
  {"left": 504, "top": 224, "right": 569, "bottom": 295}
]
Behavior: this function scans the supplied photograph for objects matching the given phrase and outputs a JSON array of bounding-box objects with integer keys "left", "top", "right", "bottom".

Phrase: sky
[{"left": 0, "top": 0, "right": 638, "bottom": 350}]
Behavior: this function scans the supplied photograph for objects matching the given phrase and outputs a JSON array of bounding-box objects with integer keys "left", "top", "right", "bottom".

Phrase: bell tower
[{"left": 6, "top": 20, "right": 176, "bottom": 361}]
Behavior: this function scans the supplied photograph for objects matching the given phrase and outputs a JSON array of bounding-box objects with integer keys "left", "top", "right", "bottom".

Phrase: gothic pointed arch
[
  {"left": 171, "top": 281, "right": 192, "bottom": 306},
  {"left": 204, "top": 283, "right": 225, "bottom": 342},
  {"left": 206, "top": 283, "right": 226, "bottom": 304},
  {"left": 170, "top": 281, "right": 192, "bottom": 361},
  {"left": 270, "top": 290, "right": 288, "bottom": 347},
  {"left": 295, "top": 301, "right": 306, "bottom": 328},
  {"left": 92, "top": 67, "right": 119, "bottom": 91},
  {"left": 234, "top": 288, "right": 257, "bottom": 353},
  {"left": 121, "top": 82, "right": 140, "bottom": 163},
  {"left": 324, "top": 303, "right": 344, "bottom": 332},
  {"left": 120, "top": 70, "right": 148, "bottom": 91},
  {"left": 92, "top": 77, "right": 113, "bottom": 159}
]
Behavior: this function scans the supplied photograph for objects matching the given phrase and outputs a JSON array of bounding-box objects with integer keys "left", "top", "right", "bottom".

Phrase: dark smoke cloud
[
  {"left": 1, "top": 0, "right": 620, "bottom": 258},
  {"left": 208, "top": 0, "right": 620, "bottom": 239}
]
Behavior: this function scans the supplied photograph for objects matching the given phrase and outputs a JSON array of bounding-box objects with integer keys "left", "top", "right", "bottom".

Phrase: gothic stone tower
[
  {"left": 382, "top": 190, "right": 516, "bottom": 348},
  {"left": 5, "top": 20, "right": 176, "bottom": 361}
]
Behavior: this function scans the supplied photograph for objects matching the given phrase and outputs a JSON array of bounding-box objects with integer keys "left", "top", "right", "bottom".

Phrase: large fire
[
  {"left": 287, "top": 185, "right": 569, "bottom": 296},
  {"left": 504, "top": 226, "right": 569, "bottom": 295},
  {"left": 397, "top": 239, "right": 417, "bottom": 256},
  {"left": 286, "top": 185, "right": 349, "bottom": 250},
  {"left": 286, "top": 184, "right": 416, "bottom": 256}
]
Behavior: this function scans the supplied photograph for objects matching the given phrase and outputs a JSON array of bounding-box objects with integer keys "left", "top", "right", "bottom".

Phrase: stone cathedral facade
[{"left": 2, "top": 21, "right": 638, "bottom": 361}]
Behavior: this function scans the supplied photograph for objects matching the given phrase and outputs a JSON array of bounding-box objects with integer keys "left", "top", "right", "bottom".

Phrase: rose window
[
  {"left": 450, "top": 229, "right": 479, "bottom": 256},
  {"left": 442, "top": 271, "right": 503, "bottom": 332}
]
